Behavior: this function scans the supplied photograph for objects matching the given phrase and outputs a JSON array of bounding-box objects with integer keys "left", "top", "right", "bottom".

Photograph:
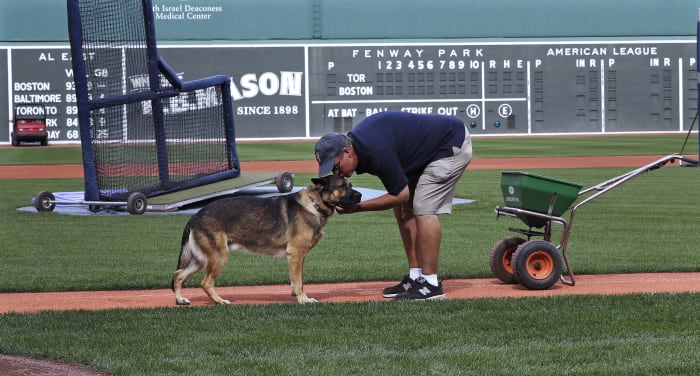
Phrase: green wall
[
  {"left": 2, "top": 0, "right": 700, "bottom": 43},
  {"left": 322, "top": 0, "right": 700, "bottom": 40}
]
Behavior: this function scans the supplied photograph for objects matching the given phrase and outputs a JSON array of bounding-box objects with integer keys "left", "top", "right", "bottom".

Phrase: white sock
[
  {"left": 421, "top": 273, "right": 439, "bottom": 287},
  {"left": 409, "top": 268, "right": 421, "bottom": 280}
]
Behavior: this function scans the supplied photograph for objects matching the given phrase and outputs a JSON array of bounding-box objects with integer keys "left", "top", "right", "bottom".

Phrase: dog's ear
[{"left": 311, "top": 177, "right": 328, "bottom": 190}]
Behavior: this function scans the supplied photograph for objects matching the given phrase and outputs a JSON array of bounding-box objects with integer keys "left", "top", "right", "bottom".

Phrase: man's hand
[
  {"left": 336, "top": 186, "right": 410, "bottom": 214},
  {"left": 336, "top": 203, "right": 361, "bottom": 214}
]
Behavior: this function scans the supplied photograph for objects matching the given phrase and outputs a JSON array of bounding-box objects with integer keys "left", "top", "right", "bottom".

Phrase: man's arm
[{"left": 336, "top": 185, "right": 409, "bottom": 214}]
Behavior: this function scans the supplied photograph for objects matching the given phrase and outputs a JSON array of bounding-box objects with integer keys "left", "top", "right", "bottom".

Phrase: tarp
[{"left": 18, "top": 187, "right": 474, "bottom": 216}]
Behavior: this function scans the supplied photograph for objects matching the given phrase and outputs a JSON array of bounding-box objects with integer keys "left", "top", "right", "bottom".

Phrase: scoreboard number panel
[{"left": 309, "top": 42, "right": 697, "bottom": 136}]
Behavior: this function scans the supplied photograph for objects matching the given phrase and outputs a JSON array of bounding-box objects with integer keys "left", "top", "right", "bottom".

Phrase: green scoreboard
[{"left": 3, "top": 40, "right": 697, "bottom": 143}]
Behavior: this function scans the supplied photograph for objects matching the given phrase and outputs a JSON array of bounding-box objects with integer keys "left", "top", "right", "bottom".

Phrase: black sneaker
[
  {"left": 382, "top": 275, "right": 416, "bottom": 298},
  {"left": 393, "top": 277, "right": 446, "bottom": 301}
]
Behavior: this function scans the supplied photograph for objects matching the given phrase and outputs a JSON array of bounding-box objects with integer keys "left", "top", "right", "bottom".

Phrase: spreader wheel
[
  {"left": 34, "top": 191, "right": 56, "bottom": 212},
  {"left": 275, "top": 172, "right": 295, "bottom": 193},
  {"left": 511, "top": 240, "right": 562, "bottom": 290},
  {"left": 489, "top": 236, "right": 526, "bottom": 284},
  {"left": 126, "top": 192, "right": 147, "bottom": 215}
]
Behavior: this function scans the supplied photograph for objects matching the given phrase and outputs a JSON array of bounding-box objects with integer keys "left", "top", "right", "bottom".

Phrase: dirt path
[
  {"left": 0, "top": 155, "right": 671, "bottom": 179},
  {"left": 2, "top": 272, "right": 699, "bottom": 314}
]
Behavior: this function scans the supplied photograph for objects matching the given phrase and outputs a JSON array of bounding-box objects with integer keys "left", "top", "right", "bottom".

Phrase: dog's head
[{"left": 310, "top": 175, "right": 362, "bottom": 209}]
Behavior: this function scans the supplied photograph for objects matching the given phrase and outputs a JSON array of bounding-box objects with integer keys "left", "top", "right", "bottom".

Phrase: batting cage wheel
[
  {"left": 275, "top": 172, "right": 295, "bottom": 193},
  {"left": 126, "top": 192, "right": 147, "bottom": 215},
  {"left": 34, "top": 191, "right": 56, "bottom": 212},
  {"left": 511, "top": 240, "right": 562, "bottom": 290},
  {"left": 489, "top": 236, "right": 526, "bottom": 284}
]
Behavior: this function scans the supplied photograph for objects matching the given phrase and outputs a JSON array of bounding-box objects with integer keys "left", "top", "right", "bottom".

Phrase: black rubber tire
[
  {"left": 275, "top": 172, "right": 294, "bottom": 193},
  {"left": 126, "top": 192, "right": 147, "bottom": 215},
  {"left": 511, "top": 240, "right": 562, "bottom": 290},
  {"left": 489, "top": 236, "right": 526, "bottom": 284},
  {"left": 34, "top": 191, "right": 56, "bottom": 212}
]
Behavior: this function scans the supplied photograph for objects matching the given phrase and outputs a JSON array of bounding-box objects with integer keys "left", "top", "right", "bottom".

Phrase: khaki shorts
[{"left": 412, "top": 133, "right": 472, "bottom": 215}]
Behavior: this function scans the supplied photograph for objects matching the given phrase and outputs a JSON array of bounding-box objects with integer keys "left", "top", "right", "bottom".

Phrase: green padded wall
[{"left": 1, "top": 0, "right": 699, "bottom": 43}]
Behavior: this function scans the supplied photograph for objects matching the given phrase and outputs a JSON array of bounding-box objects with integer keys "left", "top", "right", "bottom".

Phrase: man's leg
[
  {"left": 394, "top": 212, "right": 446, "bottom": 301},
  {"left": 395, "top": 175, "right": 420, "bottom": 272},
  {"left": 412, "top": 133, "right": 472, "bottom": 277},
  {"left": 393, "top": 204, "right": 419, "bottom": 270},
  {"left": 382, "top": 181, "right": 421, "bottom": 298},
  {"left": 415, "top": 213, "right": 441, "bottom": 275},
  {"left": 382, "top": 204, "right": 420, "bottom": 298}
]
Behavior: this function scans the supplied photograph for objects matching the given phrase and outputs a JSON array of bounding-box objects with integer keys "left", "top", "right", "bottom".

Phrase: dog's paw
[
  {"left": 175, "top": 298, "right": 191, "bottom": 306},
  {"left": 299, "top": 297, "right": 319, "bottom": 304},
  {"left": 217, "top": 299, "right": 231, "bottom": 305}
]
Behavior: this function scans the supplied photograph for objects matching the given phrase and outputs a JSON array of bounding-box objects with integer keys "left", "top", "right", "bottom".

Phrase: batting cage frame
[{"left": 66, "top": 0, "right": 240, "bottom": 204}]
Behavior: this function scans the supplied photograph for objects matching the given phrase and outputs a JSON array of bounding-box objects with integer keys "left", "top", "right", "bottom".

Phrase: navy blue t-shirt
[{"left": 347, "top": 111, "right": 466, "bottom": 195}]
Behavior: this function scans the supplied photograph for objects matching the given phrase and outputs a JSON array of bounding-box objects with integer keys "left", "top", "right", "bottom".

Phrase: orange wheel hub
[{"left": 524, "top": 251, "right": 555, "bottom": 280}]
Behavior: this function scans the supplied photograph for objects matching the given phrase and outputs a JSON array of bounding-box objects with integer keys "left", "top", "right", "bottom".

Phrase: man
[{"left": 315, "top": 111, "right": 472, "bottom": 300}]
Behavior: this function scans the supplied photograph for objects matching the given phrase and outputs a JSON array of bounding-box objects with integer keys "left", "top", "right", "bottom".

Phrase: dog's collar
[{"left": 307, "top": 191, "right": 333, "bottom": 218}]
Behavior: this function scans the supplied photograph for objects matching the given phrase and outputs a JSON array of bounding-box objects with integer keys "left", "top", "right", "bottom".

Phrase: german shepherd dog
[{"left": 172, "top": 175, "right": 361, "bottom": 305}]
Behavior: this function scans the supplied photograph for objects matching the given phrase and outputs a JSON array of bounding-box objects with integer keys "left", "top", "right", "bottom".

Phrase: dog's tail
[{"left": 172, "top": 226, "right": 193, "bottom": 291}]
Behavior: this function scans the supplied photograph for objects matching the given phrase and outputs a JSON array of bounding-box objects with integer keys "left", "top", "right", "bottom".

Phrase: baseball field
[{"left": 0, "top": 135, "right": 698, "bottom": 375}]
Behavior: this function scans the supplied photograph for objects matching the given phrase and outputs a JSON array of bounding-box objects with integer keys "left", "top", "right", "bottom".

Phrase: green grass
[
  {"left": 2, "top": 167, "right": 699, "bottom": 291},
  {"left": 2, "top": 134, "right": 698, "bottom": 165},
  {"left": 0, "top": 295, "right": 697, "bottom": 375},
  {"left": 1, "top": 135, "right": 699, "bottom": 375}
]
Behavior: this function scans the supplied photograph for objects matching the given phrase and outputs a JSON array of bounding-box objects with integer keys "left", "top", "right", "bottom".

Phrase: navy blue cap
[{"left": 314, "top": 133, "right": 346, "bottom": 176}]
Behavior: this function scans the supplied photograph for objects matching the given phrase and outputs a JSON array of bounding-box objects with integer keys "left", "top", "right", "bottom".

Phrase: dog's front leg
[{"left": 287, "top": 250, "right": 317, "bottom": 304}]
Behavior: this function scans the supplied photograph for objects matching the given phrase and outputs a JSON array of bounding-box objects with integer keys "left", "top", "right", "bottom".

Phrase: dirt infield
[
  {"left": 2, "top": 273, "right": 699, "bottom": 314},
  {"left": 0, "top": 154, "right": 671, "bottom": 179},
  {"left": 0, "top": 354, "right": 104, "bottom": 376},
  {"left": 1, "top": 154, "right": 696, "bottom": 375}
]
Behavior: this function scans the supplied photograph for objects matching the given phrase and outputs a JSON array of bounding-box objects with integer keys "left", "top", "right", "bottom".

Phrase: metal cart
[{"left": 489, "top": 154, "right": 699, "bottom": 290}]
